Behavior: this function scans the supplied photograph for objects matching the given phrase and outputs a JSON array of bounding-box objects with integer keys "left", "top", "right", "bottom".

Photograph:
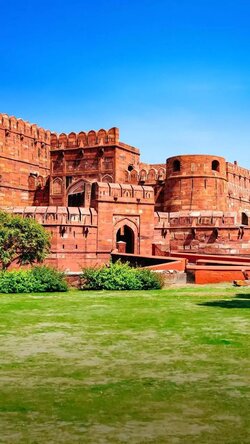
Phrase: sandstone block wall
[
  {"left": 91, "top": 182, "right": 155, "bottom": 257},
  {"left": 163, "top": 155, "right": 228, "bottom": 212},
  {"left": 50, "top": 128, "right": 141, "bottom": 206},
  {"left": 0, "top": 113, "right": 50, "bottom": 206}
]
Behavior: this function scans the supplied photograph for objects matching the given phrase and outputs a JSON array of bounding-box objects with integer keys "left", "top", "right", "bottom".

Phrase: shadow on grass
[
  {"left": 235, "top": 293, "right": 250, "bottom": 299},
  {"left": 198, "top": 297, "right": 250, "bottom": 309}
]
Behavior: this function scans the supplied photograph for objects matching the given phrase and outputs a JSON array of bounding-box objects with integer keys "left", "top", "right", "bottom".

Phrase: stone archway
[
  {"left": 116, "top": 225, "right": 135, "bottom": 253},
  {"left": 114, "top": 218, "right": 139, "bottom": 254}
]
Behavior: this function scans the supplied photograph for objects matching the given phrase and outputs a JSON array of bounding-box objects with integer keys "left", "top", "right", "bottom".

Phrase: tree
[{"left": 0, "top": 211, "right": 51, "bottom": 270}]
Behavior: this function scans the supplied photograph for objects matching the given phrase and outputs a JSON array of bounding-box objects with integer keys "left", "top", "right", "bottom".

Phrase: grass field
[{"left": 0, "top": 285, "right": 249, "bottom": 443}]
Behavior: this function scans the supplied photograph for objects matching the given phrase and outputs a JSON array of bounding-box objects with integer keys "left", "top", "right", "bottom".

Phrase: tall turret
[{"left": 163, "top": 154, "right": 228, "bottom": 212}]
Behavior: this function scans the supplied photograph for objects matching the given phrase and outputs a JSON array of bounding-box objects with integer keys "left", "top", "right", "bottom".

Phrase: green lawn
[{"left": 0, "top": 285, "right": 249, "bottom": 444}]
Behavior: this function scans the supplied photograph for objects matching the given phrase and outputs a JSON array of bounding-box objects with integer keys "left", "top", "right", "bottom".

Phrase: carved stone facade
[{"left": 1, "top": 112, "right": 250, "bottom": 271}]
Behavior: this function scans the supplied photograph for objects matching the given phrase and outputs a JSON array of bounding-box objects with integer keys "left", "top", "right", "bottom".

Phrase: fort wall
[
  {"left": 227, "top": 161, "right": 250, "bottom": 214},
  {"left": 0, "top": 114, "right": 50, "bottom": 206}
]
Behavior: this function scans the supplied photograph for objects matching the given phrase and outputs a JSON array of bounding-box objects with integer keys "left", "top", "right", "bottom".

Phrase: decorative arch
[
  {"left": 52, "top": 177, "right": 62, "bottom": 194},
  {"left": 67, "top": 179, "right": 92, "bottom": 207},
  {"left": 139, "top": 169, "right": 147, "bottom": 182},
  {"left": 148, "top": 168, "right": 157, "bottom": 182},
  {"left": 102, "top": 174, "right": 113, "bottom": 183},
  {"left": 113, "top": 218, "right": 139, "bottom": 254},
  {"left": 158, "top": 168, "right": 166, "bottom": 180},
  {"left": 130, "top": 169, "right": 139, "bottom": 184}
]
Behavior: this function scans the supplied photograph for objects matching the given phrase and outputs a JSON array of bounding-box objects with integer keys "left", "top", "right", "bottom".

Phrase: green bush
[
  {"left": 80, "top": 261, "right": 163, "bottom": 290},
  {"left": 0, "top": 266, "right": 68, "bottom": 293},
  {"left": 0, "top": 269, "right": 35, "bottom": 294},
  {"left": 31, "top": 266, "right": 68, "bottom": 292}
]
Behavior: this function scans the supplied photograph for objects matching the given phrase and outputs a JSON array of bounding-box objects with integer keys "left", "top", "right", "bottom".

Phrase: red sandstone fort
[{"left": 1, "top": 112, "right": 250, "bottom": 274}]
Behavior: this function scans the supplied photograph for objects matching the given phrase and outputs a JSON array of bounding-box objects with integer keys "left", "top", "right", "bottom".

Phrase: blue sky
[{"left": 1, "top": 0, "right": 250, "bottom": 166}]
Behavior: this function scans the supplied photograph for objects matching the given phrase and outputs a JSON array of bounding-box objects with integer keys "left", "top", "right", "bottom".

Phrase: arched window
[
  {"left": 212, "top": 160, "right": 220, "bottom": 172},
  {"left": 128, "top": 164, "right": 134, "bottom": 172},
  {"left": 173, "top": 159, "right": 180, "bottom": 172}
]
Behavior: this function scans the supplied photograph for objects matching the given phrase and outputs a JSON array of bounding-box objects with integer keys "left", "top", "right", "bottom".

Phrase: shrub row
[
  {"left": 0, "top": 266, "right": 68, "bottom": 293},
  {"left": 81, "top": 261, "right": 163, "bottom": 290}
]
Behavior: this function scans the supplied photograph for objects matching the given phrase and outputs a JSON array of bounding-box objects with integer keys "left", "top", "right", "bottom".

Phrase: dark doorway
[
  {"left": 68, "top": 192, "right": 84, "bottom": 207},
  {"left": 116, "top": 225, "right": 135, "bottom": 253},
  {"left": 242, "top": 212, "right": 248, "bottom": 226}
]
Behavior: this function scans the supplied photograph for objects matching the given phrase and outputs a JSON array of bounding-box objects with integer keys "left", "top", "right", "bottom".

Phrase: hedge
[
  {"left": 0, "top": 266, "right": 68, "bottom": 293},
  {"left": 80, "top": 261, "right": 163, "bottom": 290}
]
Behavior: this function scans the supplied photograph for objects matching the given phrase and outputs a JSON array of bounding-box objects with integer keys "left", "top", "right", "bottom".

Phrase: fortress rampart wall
[
  {"left": 226, "top": 161, "right": 250, "bottom": 211},
  {"left": 0, "top": 113, "right": 50, "bottom": 206}
]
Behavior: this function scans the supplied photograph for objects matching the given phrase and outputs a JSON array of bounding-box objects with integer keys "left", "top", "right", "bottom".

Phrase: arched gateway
[{"left": 116, "top": 225, "right": 135, "bottom": 253}]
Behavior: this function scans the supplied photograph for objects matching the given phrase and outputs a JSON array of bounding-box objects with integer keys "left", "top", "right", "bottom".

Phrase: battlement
[
  {"left": 126, "top": 164, "right": 166, "bottom": 184},
  {"left": 92, "top": 182, "right": 154, "bottom": 202},
  {"left": 0, "top": 113, "right": 50, "bottom": 143},
  {"left": 50, "top": 127, "right": 120, "bottom": 149},
  {"left": 1, "top": 206, "right": 97, "bottom": 226},
  {"left": 168, "top": 210, "right": 237, "bottom": 227},
  {"left": 227, "top": 161, "right": 250, "bottom": 178}
]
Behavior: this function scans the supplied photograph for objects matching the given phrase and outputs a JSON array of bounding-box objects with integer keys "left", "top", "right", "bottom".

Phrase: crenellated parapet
[
  {"left": 0, "top": 113, "right": 51, "bottom": 206},
  {"left": 0, "top": 113, "right": 50, "bottom": 143},
  {"left": 227, "top": 161, "right": 250, "bottom": 179},
  {"left": 168, "top": 210, "right": 236, "bottom": 227},
  {"left": 50, "top": 127, "right": 120, "bottom": 149},
  {"left": 125, "top": 164, "right": 166, "bottom": 184},
  {"left": 1, "top": 206, "right": 97, "bottom": 226},
  {"left": 91, "top": 182, "right": 154, "bottom": 203}
]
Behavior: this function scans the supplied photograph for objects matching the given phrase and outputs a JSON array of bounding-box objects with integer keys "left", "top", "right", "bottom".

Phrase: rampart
[{"left": 0, "top": 113, "right": 50, "bottom": 206}]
